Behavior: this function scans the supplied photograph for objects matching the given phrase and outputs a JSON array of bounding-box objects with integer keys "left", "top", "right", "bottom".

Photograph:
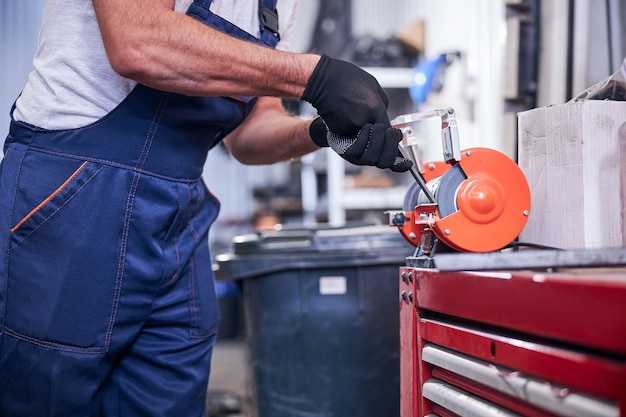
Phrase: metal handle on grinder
[{"left": 391, "top": 108, "right": 462, "bottom": 204}]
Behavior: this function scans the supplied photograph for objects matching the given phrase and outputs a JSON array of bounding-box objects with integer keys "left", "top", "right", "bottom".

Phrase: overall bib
[{"left": 0, "top": 1, "right": 279, "bottom": 416}]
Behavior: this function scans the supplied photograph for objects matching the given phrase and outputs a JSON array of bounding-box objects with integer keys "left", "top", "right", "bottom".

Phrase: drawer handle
[
  {"left": 488, "top": 363, "right": 520, "bottom": 378},
  {"left": 545, "top": 382, "right": 570, "bottom": 399}
]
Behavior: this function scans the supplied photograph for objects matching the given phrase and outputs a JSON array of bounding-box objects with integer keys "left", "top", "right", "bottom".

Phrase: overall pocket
[{"left": 5, "top": 150, "right": 131, "bottom": 353}]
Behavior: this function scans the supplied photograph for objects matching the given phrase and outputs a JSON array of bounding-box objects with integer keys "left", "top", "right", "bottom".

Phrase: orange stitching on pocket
[{"left": 10, "top": 161, "right": 90, "bottom": 233}]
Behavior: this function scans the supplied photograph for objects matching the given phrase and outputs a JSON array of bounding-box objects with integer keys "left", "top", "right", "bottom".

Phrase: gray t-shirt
[{"left": 14, "top": 0, "right": 299, "bottom": 130}]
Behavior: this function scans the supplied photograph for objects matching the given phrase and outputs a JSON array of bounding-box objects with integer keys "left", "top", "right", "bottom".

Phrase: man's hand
[
  {"left": 302, "top": 55, "right": 390, "bottom": 137},
  {"left": 304, "top": 56, "right": 412, "bottom": 172},
  {"left": 327, "top": 123, "right": 412, "bottom": 172}
]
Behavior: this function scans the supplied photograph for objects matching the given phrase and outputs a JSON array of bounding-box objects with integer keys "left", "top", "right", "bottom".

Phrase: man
[{"left": 0, "top": 0, "right": 411, "bottom": 416}]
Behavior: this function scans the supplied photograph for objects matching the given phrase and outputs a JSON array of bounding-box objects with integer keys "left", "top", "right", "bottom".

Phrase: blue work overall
[{"left": 0, "top": 1, "right": 279, "bottom": 415}]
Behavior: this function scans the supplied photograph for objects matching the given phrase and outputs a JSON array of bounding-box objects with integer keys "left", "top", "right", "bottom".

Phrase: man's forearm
[
  {"left": 223, "top": 97, "right": 319, "bottom": 165},
  {"left": 92, "top": 0, "right": 320, "bottom": 99}
]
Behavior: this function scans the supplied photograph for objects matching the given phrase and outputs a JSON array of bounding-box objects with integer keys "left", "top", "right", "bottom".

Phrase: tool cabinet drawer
[
  {"left": 422, "top": 344, "right": 619, "bottom": 417},
  {"left": 409, "top": 317, "right": 626, "bottom": 417}
]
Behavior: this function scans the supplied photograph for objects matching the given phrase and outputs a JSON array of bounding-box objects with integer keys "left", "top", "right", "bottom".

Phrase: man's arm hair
[{"left": 92, "top": 0, "right": 320, "bottom": 99}]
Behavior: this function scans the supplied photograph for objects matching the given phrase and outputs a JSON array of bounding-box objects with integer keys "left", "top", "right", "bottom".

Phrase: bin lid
[{"left": 214, "top": 223, "right": 414, "bottom": 280}]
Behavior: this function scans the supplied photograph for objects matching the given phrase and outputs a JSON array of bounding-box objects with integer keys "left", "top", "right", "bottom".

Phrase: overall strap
[
  {"left": 258, "top": 0, "right": 280, "bottom": 46},
  {"left": 193, "top": 0, "right": 213, "bottom": 8},
  {"left": 189, "top": 0, "right": 280, "bottom": 47}
]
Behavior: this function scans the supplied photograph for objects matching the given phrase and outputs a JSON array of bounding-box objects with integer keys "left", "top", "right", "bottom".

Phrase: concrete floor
[{"left": 207, "top": 338, "right": 252, "bottom": 417}]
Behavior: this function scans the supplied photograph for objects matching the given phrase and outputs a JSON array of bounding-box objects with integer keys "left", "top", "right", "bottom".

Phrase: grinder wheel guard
[{"left": 404, "top": 148, "right": 530, "bottom": 253}]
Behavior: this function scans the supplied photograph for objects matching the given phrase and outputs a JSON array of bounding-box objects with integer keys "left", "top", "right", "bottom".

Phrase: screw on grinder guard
[{"left": 388, "top": 109, "right": 531, "bottom": 253}]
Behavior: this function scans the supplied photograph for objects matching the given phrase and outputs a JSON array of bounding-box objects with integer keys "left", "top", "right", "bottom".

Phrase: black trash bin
[{"left": 214, "top": 223, "right": 414, "bottom": 417}]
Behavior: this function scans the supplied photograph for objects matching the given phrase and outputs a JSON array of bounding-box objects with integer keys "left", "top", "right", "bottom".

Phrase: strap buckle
[{"left": 259, "top": 5, "right": 280, "bottom": 38}]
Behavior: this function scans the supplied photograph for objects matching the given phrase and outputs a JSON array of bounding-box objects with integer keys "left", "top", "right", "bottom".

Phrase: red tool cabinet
[{"left": 399, "top": 266, "right": 626, "bottom": 417}]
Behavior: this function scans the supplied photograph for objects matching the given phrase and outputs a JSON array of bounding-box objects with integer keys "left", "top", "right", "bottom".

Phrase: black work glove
[
  {"left": 309, "top": 117, "right": 413, "bottom": 173},
  {"left": 304, "top": 56, "right": 413, "bottom": 172},
  {"left": 309, "top": 117, "right": 329, "bottom": 147},
  {"left": 303, "top": 55, "right": 390, "bottom": 136}
]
